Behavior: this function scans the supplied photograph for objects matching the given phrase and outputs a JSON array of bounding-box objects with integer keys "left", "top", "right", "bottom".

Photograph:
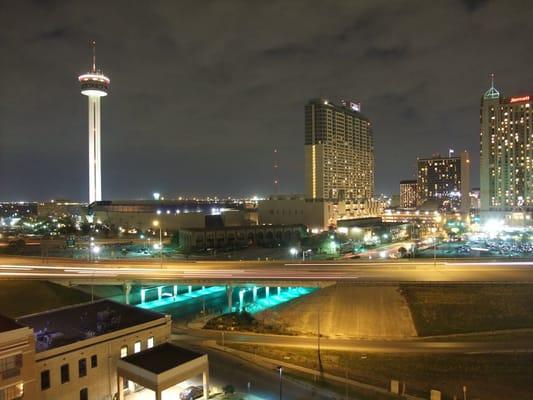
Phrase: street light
[
  {"left": 431, "top": 227, "right": 437, "bottom": 266},
  {"left": 289, "top": 247, "right": 298, "bottom": 258},
  {"left": 276, "top": 366, "right": 283, "bottom": 400},
  {"left": 152, "top": 220, "right": 163, "bottom": 268}
]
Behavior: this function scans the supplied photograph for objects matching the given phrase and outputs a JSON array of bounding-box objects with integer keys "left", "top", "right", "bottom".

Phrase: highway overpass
[{"left": 0, "top": 256, "right": 532, "bottom": 286}]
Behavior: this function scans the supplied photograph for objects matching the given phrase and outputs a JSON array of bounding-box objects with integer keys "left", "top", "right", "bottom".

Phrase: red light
[{"left": 510, "top": 96, "right": 530, "bottom": 103}]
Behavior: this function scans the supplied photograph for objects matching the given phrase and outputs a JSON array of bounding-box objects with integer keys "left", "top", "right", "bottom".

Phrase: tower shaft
[{"left": 88, "top": 96, "right": 102, "bottom": 203}]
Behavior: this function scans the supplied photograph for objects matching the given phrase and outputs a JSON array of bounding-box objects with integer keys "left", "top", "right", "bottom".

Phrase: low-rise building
[
  {"left": 337, "top": 217, "right": 411, "bottom": 244},
  {"left": 179, "top": 224, "right": 306, "bottom": 251},
  {"left": 17, "top": 300, "right": 172, "bottom": 400},
  {"left": 258, "top": 195, "right": 386, "bottom": 232},
  {"left": 0, "top": 315, "right": 37, "bottom": 400},
  {"left": 90, "top": 200, "right": 258, "bottom": 232}
]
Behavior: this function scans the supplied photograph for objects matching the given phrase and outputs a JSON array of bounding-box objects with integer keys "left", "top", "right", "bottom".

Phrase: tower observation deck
[{"left": 78, "top": 41, "right": 110, "bottom": 204}]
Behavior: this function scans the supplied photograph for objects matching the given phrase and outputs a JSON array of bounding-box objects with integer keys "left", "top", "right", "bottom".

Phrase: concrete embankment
[{"left": 258, "top": 283, "right": 417, "bottom": 338}]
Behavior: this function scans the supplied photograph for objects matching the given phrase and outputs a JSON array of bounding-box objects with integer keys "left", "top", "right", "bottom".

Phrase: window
[
  {"left": 120, "top": 345, "right": 128, "bottom": 358},
  {"left": 0, "top": 382, "right": 23, "bottom": 400},
  {"left": 134, "top": 341, "right": 141, "bottom": 354},
  {"left": 80, "top": 388, "right": 88, "bottom": 400},
  {"left": 147, "top": 336, "right": 154, "bottom": 349},
  {"left": 0, "top": 354, "right": 22, "bottom": 379},
  {"left": 41, "top": 370, "right": 50, "bottom": 390},
  {"left": 90, "top": 355, "right": 97, "bottom": 368},
  {"left": 60, "top": 364, "right": 69, "bottom": 384},
  {"left": 78, "top": 358, "right": 87, "bottom": 378}
]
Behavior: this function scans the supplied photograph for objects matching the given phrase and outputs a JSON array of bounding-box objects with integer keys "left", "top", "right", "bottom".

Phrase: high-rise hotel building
[
  {"left": 399, "top": 180, "right": 418, "bottom": 208},
  {"left": 480, "top": 79, "right": 532, "bottom": 212},
  {"left": 304, "top": 98, "right": 374, "bottom": 201},
  {"left": 417, "top": 151, "right": 470, "bottom": 213}
]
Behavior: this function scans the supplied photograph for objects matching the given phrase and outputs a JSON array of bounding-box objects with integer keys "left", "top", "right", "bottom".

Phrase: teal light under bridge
[
  {"left": 137, "top": 286, "right": 226, "bottom": 310},
  {"left": 244, "top": 287, "right": 316, "bottom": 314}
]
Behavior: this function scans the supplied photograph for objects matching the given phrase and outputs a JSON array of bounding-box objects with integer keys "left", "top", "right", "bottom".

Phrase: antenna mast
[
  {"left": 273, "top": 148, "right": 279, "bottom": 194},
  {"left": 92, "top": 41, "right": 96, "bottom": 72}
]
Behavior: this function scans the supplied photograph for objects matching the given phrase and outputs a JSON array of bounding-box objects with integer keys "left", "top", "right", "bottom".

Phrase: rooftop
[
  {"left": 17, "top": 300, "right": 165, "bottom": 352},
  {"left": 0, "top": 314, "right": 25, "bottom": 333},
  {"left": 120, "top": 342, "right": 204, "bottom": 374}
]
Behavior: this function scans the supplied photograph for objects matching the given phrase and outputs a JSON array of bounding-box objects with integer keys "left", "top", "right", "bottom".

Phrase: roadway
[
  {"left": 173, "top": 328, "right": 533, "bottom": 354},
  {"left": 0, "top": 256, "right": 533, "bottom": 284}
]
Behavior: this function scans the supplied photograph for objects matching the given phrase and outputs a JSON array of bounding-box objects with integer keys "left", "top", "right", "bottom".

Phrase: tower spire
[
  {"left": 483, "top": 72, "right": 500, "bottom": 99},
  {"left": 92, "top": 41, "right": 96, "bottom": 73}
]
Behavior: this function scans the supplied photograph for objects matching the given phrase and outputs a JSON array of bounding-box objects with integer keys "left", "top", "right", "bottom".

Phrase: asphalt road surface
[
  {"left": 173, "top": 329, "right": 533, "bottom": 354},
  {"left": 0, "top": 256, "right": 532, "bottom": 284},
  {"left": 177, "top": 341, "right": 337, "bottom": 400}
]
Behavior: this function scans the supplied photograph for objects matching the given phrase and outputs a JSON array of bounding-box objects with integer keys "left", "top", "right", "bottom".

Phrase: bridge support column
[
  {"left": 123, "top": 283, "right": 132, "bottom": 305},
  {"left": 253, "top": 286, "right": 258, "bottom": 302},
  {"left": 277, "top": 286, "right": 281, "bottom": 296},
  {"left": 173, "top": 285, "right": 178, "bottom": 297},
  {"left": 157, "top": 286, "right": 163, "bottom": 300},
  {"left": 265, "top": 287, "right": 270, "bottom": 298},
  {"left": 188, "top": 285, "right": 193, "bottom": 294},
  {"left": 226, "top": 286, "right": 233, "bottom": 312},
  {"left": 140, "top": 288, "right": 147, "bottom": 304},
  {"left": 239, "top": 289, "right": 245, "bottom": 312}
]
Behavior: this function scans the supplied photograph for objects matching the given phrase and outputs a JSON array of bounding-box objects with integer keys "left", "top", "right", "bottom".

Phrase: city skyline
[{"left": 1, "top": 1, "right": 533, "bottom": 201}]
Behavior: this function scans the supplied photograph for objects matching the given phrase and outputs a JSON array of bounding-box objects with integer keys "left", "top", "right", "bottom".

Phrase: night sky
[{"left": 1, "top": 0, "right": 532, "bottom": 202}]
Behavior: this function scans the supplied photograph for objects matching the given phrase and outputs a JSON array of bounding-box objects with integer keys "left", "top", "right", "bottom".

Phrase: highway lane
[
  {"left": 0, "top": 256, "right": 533, "bottom": 283},
  {"left": 173, "top": 329, "right": 533, "bottom": 354}
]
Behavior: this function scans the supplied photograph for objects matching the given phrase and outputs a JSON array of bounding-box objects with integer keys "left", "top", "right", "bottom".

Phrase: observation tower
[{"left": 78, "top": 41, "right": 110, "bottom": 204}]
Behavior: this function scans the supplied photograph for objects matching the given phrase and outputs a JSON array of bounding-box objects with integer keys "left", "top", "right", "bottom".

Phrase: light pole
[
  {"left": 431, "top": 227, "right": 437, "bottom": 266},
  {"left": 289, "top": 247, "right": 298, "bottom": 259},
  {"left": 152, "top": 220, "right": 163, "bottom": 268},
  {"left": 276, "top": 366, "right": 283, "bottom": 400}
]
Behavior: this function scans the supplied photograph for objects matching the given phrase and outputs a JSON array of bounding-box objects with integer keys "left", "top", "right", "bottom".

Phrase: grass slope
[
  {"left": 401, "top": 284, "right": 533, "bottom": 336},
  {"left": 0, "top": 280, "right": 93, "bottom": 318},
  {"left": 229, "top": 344, "right": 533, "bottom": 400}
]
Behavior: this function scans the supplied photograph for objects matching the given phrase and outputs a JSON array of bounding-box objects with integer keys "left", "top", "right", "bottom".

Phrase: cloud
[{"left": 0, "top": 0, "right": 532, "bottom": 200}]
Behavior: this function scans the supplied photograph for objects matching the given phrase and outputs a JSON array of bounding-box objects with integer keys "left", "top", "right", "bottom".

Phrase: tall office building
[
  {"left": 399, "top": 180, "right": 418, "bottom": 208},
  {"left": 417, "top": 150, "right": 470, "bottom": 213},
  {"left": 304, "top": 98, "right": 374, "bottom": 201},
  {"left": 78, "top": 42, "right": 110, "bottom": 204},
  {"left": 480, "top": 77, "right": 532, "bottom": 212}
]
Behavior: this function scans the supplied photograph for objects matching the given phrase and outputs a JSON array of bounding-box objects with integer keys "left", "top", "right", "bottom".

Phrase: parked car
[{"left": 179, "top": 386, "right": 203, "bottom": 400}]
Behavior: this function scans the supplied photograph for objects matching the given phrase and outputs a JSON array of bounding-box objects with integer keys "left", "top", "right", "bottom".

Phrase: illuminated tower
[
  {"left": 78, "top": 42, "right": 110, "bottom": 204},
  {"left": 480, "top": 74, "right": 532, "bottom": 213}
]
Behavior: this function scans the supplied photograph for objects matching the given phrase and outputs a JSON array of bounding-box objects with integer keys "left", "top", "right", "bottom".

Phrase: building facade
[
  {"left": 304, "top": 98, "right": 374, "bottom": 201},
  {"left": 258, "top": 195, "right": 386, "bottom": 232},
  {"left": 17, "top": 300, "right": 171, "bottom": 400},
  {"left": 417, "top": 151, "right": 470, "bottom": 213},
  {"left": 0, "top": 315, "right": 37, "bottom": 400},
  {"left": 399, "top": 180, "right": 418, "bottom": 208},
  {"left": 480, "top": 80, "right": 532, "bottom": 213},
  {"left": 179, "top": 224, "right": 306, "bottom": 251},
  {"left": 90, "top": 200, "right": 258, "bottom": 232}
]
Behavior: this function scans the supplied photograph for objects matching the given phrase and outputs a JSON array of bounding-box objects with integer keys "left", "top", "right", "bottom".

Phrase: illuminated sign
[
  {"left": 341, "top": 99, "right": 361, "bottom": 112},
  {"left": 509, "top": 96, "right": 530, "bottom": 103}
]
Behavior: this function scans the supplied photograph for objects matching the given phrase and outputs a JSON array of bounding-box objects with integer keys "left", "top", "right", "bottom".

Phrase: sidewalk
[{"left": 205, "top": 340, "right": 425, "bottom": 400}]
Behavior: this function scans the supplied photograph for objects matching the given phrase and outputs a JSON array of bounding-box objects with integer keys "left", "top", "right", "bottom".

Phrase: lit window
[
  {"left": 147, "top": 336, "right": 154, "bottom": 349},
  {"left": 134, "top": 341, "right": 141, "bottom": 354},
  {"left": 120, "top": 346, "right": 128, "bottom": 358}
]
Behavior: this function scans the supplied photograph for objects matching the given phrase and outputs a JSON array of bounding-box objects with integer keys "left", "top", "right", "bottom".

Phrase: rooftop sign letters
[{"left": 509, "top": 96, "right": 530, "bottom": 103}]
